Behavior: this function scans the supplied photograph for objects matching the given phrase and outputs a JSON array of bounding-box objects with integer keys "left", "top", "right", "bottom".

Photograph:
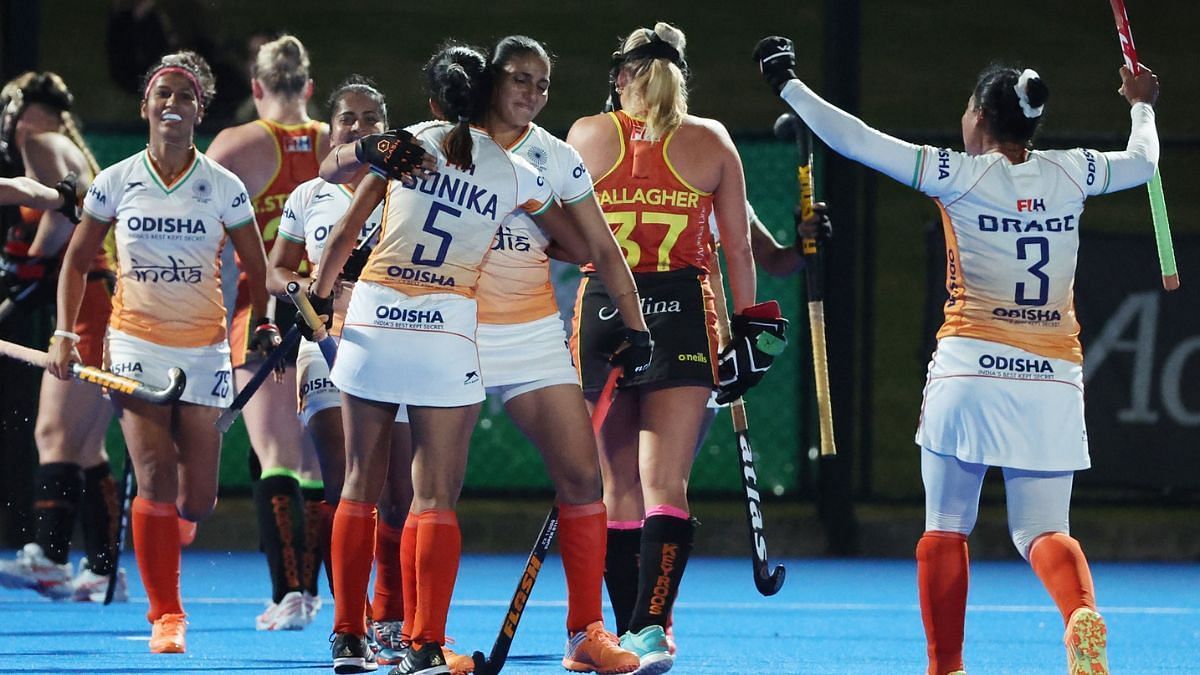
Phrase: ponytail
[
  {"left": 423, "top": 43, "right": 487, "bottom": 169},
  {"left": 613, "top": 22, "right": 689, "bottom": 141}
]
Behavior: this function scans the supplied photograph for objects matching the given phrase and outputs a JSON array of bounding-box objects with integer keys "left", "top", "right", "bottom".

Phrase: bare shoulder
[
  {"left": 677, "top": 114, "right": 735, "bottom": 148},
  {"left": 24, "top": 131, "right": 78, "bottom": 160},
  {"left": 22, "top": 132, "right": 85, "bottom": 178},
  {"left": 566, "top": 113, "right": 616, "bottom": 147},
  {"left": 205, "top": 121, "right": 273, "bottom": 165}
]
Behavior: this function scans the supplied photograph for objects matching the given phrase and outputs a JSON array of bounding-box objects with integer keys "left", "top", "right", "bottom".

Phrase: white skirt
[
  {"left": 916, "top": 336, "right": 1089, "bottom": 471},
  {"left": 105, "top": 327, "right": 233, "bottom": 408},
  {"left": 478, "top": 313, "right": 579, "bottom": 402},
  {"left": 331, "top": 281, "right": 484, "bottom": 408},
  {"left": 296, "top": 336, "right": 409, "bottom": 424}
]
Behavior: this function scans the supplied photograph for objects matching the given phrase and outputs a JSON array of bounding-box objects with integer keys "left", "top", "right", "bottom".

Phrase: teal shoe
[{"left": 619, "top": 625, "right": 673, "bottom": 675}]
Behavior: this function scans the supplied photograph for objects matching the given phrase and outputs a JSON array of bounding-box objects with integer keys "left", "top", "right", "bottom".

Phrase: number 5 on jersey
[{"left": 412, "top": 202, "right": 460, "bottom": 267}]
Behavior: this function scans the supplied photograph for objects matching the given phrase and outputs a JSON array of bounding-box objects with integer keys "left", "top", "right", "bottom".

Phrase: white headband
[{"left": 1014, "top": 68, "right": 1044, "bottom": 118}]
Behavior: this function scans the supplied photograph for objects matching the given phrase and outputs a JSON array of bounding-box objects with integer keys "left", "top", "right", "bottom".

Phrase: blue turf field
[{"left": 0, "top": 551, "right": 1196, "bottom": 674}]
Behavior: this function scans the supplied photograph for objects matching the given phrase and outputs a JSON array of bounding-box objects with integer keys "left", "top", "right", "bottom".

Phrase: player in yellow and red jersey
[
  {"left": 567, "top": 23, "right": 786, "bottom": 674},
  {"left": 49, "top": 50, "right": 271, "bottom": 655},
  {"left": 0, "top": 71, "right": 130, "bottom": 604},
  {"left": 206, "top": 34, "right": 330, "bottom": 629},
  {"left": 757, "top": 36, "right": 1161, "bottom": 675}
]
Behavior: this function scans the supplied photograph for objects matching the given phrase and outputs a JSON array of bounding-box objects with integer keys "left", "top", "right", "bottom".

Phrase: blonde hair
[
  {"left": 618, "top": 22, "right": 688, "bottom": 142},
  {"left": 1, "top": 71, "right": 100, "bottom": 177},
  {"left": 252, "top": 34, "right": 310, "bottom": 97}
]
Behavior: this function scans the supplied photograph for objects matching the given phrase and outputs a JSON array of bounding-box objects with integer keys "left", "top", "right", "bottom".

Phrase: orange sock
[
  {"left": 411, "top": 509, "right": 460, "bottom": 646},
  {"left": 319, "top": 501, "right": 335, "bottom": 595},
  {"left": 132, "top": 497, "right": 184, "bottom": 623},
  {"left": 1029, "top": 532, "right": 1096, "bottom": 624},
  {"left": 917, "top": 531, "right": 968, "bottom": 675},
  {"left": 558, "top": 501, "right": 607, "bottom": 633},
  {"left": 331, "top": 499, "right": 377, "bottom": 636},
  {"left": 400, "top": 512, "right": 419, "bottom": 641},
  {"left": 372, "top": 520, "right": 405, "bottom": 621}
]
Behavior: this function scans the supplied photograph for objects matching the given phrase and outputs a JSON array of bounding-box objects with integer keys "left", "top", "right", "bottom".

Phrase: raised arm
[
  {"left": 754, "top": 37, "right": 921, "bottom": 187},
  {"left": 1100, "top": 66, "right": 1160, "bottom": 193},
  {"left": 312, "top": 174, "right": 387, "bottom": 298}
]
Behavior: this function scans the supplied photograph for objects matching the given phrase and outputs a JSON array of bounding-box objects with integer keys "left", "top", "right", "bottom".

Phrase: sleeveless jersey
[
  {"left": 277, "top": 177, "right": 382, "bottom": 334},
  {"left": 250, "top": 119, "right": 323, "bottom": 249},
  {"left": 358, "top": 121, "right": 553, "bottom": 298},
  {"left": 913, "top": 146, "right": 1113, "bottom": 363},
  {"left": 476, "top": 123, "right": 594, "bottom": 325},
  {"left": 82, "top": 150, "right": 255, "bottom": 347},
  {"left": 590, "top": 111, "right": 715, "bottom": 274}
]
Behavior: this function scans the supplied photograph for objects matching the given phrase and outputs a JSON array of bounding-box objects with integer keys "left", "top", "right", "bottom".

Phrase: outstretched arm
[{"left": 1099, "top": 66, "right": 1160, "bottom": 193}]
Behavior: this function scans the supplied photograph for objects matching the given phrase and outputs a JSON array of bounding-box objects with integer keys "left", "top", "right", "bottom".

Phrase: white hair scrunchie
[{"left": 1014, "top": 68, "right": 1044, "bottom": 118}]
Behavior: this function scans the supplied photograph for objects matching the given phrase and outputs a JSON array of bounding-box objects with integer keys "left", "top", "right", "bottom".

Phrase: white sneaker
[
  {"left": 0, "top": 543, "right": 73, "bottom": 600},
  {"left": 71, "top": 558, "right": 129, "bottom": 603},
  {"left": 255, "top": 590, "right": 311, "bottom": 630},
  {"left": 302, "top": 590, "right": 322, "bottom": 621}
]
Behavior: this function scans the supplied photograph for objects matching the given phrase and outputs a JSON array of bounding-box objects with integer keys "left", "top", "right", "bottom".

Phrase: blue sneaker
[{"left": 618, "top": 625, "right": 673, "bottom": 675}]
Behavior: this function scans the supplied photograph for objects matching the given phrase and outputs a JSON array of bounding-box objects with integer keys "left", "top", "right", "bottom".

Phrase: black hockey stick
[
  {"left": 215, "top": 325, "right": 300, "bottom": 432},
  {"left": 709, "top": 259, "right": 786, "bottom": 596},
  {"left": 0, "top": 338, "right": 186, "bottom": 404},
  {"left": 104, "top": 449, "right": 135, "bottom": 605},
  {"left": 470, "top": 507, "right": 559, "bottom": 675},
  {"left": 471, "top": 369, "right": 621, "bottom": 673}
]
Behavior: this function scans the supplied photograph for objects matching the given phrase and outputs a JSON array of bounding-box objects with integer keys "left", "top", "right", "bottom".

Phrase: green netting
[{"left": 89, "top": 133, "right": 809, "bottom": 497}]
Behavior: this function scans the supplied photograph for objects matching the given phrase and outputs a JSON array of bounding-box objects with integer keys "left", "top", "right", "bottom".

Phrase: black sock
[
  {"left": 33, "top": 462, "right": 84, "bottom": 565},
  {"left": 300, "top": 486, "right": 324, "bottom": 596},
  {"left": 80, "top": 462, "right": 120, "bottom": 576},
  {"left": 628, "top": 515, "right": 695, "bottom": 634},
  {"left": 253, "top": 473, "right": 305, "bottom": 603},
  {"left": 604, "top": 526, "right": 642, "bottom": 635}
]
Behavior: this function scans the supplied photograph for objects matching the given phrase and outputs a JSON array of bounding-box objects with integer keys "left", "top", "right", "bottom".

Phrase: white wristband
[{"left": 53, "top": 329, "right": 80, "bottom": 344}]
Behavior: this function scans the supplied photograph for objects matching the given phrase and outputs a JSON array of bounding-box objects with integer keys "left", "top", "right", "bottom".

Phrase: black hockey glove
[
  {"left": 752, "top": 36, "right": 798, "bottom": 96},
  {"left": 716, "top": 301, "right": 789, "bottom": 405}
]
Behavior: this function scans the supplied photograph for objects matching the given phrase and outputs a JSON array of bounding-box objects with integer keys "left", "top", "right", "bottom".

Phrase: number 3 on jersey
[
  {"left": 1015, "top": 236, "right": 1049, "bottom": 306},
  {"left": 608, "top": 210, "right": 688, "bottom": 271},
  {"left": 412, "top": 202, "right": 460, "bottom": 267}
]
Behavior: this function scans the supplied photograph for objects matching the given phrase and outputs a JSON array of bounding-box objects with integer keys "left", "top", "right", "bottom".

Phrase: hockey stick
[
  {"left": 104, "top": 448, "right": 135, "bottom": 605},
  {"left": 709, "top": 259, "right": 785, "bottom": 596},
  {"left": 1109, "top": 0, "right": 1178, "bottom": 291},
  {"left": 0, "top": 280, "right": 41, "bottom": 325},
  {"left": 0, "top": 338, "right": 185, "bottom": 404},
  {"left": 470, "top": 506, "right": 559, "bottom": 675},
  {"left": 215, "top": 325, "right": 300, "bottom": 432},
  {"left": 285, "top": 281, "right": 338, "bottom": 366},
  {"left": 471, "top": 368, "right": 621, "bottom": 674},
  {"left": 774, "top": 112, "right": 836, "bottom": 457}
]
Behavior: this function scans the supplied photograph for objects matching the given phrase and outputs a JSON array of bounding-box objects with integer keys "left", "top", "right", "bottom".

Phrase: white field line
[{"left": 10, "top": 597, "right": 1192, "bottom": 615}]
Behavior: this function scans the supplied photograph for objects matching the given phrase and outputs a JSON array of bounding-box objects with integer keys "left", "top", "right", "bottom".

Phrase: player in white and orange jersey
[
  {"left": 309, "top": 43, "right": 621, "bottom": 675},
  {"left": 48, "top": 51, "right": 271, "bottom": 655},
  {"left": 445, "top": 35, "right": 644, "bottom": 675},
  {"left": 569, "top": 24, "right": 786, "bottom": 674},
  {"left": 756, "top": 36, "right": 1161, "bottom": 675},
  {"left": 206, "top": 35, "right": 330, "bottom": 628},
  {"left": 0, "top": 71, "right": 130, "bottom": 603},
  {"left": 268, "top": 76, "right": 416, "bottom": 648}
]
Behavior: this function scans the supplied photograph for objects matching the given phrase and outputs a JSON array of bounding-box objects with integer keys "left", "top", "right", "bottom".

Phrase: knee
[
  {"left": 1014, "top": 529, "right": 1068, "bottom": 561},
  {"left": 178, "top": 495, "right": 217, "bottom": 522},
  {"left": 553, "top": 468, "right": 602, "bottom": 505}
]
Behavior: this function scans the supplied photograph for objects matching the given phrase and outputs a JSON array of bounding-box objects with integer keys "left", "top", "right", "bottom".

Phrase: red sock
[
  {"left": 319, "top": 501, "right": 335, "bottom": 595},
  {"left": 917, "top": 531, "right": 968, "bottom": 675},
  {"left": 132, "top": 497, "right": 184, "bottom": 622},
  {"left": 411, "top": 510, "right": 460, "bottom": 646},
  {"left": 400, "top": 512, "right": 419, "bottom": 642},
  {"left": 372, "top": 520, "right": 405, "bottom": 621},
  {"left": 331, "top": 499, "right": 377, "bottom": 636},
  {"left": 558, "top": 501, "right": 607, "bottom": 633},
  {"left": 1029, "top": 533, "right": 1096, "bottom": 624}
]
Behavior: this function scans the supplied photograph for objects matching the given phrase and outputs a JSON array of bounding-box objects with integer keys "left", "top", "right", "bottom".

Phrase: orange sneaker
[
  {"left": 149, "top": 612, "right": 187, "bottom": 654},
  {"left": 442, "top": 644, "right": 475, "bottom": 674},
  {"left": 563, "top": 621, "right": 640, "bottom": 674},
  {"left": 1065, "top": 607, "right": 1108, "bottom": 675}
]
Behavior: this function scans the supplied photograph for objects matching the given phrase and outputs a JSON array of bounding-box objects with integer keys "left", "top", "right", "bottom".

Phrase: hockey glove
[{"left": 716, "top": 300, "right": 789, "bottom": 404}]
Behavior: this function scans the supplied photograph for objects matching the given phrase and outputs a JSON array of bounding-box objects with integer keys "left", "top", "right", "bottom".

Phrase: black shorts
[{"left": 572, "top": 266, "right": 718, "bottom": 394}]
